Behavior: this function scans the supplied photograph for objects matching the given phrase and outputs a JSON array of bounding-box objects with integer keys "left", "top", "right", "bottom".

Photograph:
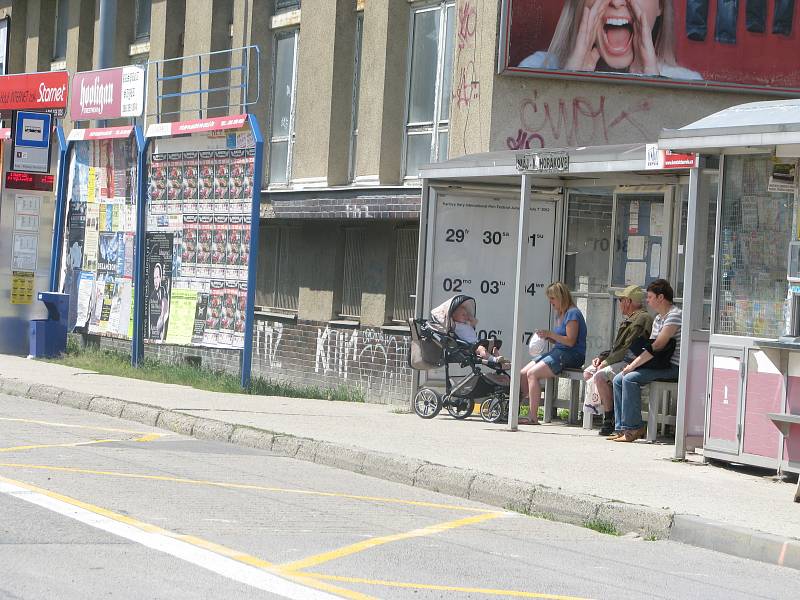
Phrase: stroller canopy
[{"left": 430, "top": 295, "right": 476, "bottom": 333}]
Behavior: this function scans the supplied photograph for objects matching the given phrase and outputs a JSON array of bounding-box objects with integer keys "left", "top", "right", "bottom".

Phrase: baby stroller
[{"left": 408, "top": 295, "right": 510, "bottom": 421}]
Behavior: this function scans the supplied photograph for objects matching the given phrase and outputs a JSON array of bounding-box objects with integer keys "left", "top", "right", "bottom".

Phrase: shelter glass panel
[
  {"left": 714, "top": 155, "right": 793, "bottom": 338},
  {"left": 565, "top": 192, "right": 613, "bottom": 294},
  {"left": 611, "top": 193, "right": 667, "bottom": 290}
]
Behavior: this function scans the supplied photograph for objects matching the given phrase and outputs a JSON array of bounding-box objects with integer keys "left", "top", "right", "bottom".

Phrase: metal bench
[
  {"left": 767, "top": 413, "right": 800, "bottom": 503},
  {"left": 543, "top": 368, "right": 584, "bottom": 425}
]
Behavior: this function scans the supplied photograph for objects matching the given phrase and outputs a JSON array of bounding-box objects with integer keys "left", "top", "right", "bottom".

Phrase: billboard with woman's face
[{"left": 500, "top": 0, "right": 800, "bottom": 94}]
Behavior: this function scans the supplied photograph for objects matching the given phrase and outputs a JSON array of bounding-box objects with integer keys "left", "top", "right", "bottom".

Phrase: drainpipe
[{"left": 96, "top": 0, "right": 118, "bottom": 126}]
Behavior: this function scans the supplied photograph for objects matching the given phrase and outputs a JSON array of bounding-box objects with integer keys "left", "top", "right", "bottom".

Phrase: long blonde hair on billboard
[{"left": 547, "top": 0, "right": 677, "bottom": 70}]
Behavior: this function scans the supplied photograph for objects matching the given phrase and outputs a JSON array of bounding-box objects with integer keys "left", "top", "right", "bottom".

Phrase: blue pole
[
  {"left": 132, "top": 127, "right": 149, "bottom": 367},
  {"left": 49, "top": 127, "right": 70, "bottom": 292},
  {"left": 241, "top": 115, "right": 264, "bottom": 389}
]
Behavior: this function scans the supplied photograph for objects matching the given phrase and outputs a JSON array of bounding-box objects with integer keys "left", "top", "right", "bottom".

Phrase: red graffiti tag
[
  {"left": 458, "top": 1, "right": 477, "bottom": 50},
  {"left": 508, "top": 91, "right": 653, "bottom": 149},
  {"left": 454, "top": 62, "right": 480, "bottom": 109}
]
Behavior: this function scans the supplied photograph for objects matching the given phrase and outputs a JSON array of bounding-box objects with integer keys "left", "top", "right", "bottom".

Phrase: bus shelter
[
  {"left": 417, "top": 144, "right": 708, "bottom": 452},
  {"left": 660, "top": 99, "right": 800, "bottom": 474}
]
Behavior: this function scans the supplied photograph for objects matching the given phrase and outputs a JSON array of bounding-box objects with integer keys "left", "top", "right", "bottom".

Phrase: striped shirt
[{"left": 650, "top": 306, "right": 682, "bottom": 366}]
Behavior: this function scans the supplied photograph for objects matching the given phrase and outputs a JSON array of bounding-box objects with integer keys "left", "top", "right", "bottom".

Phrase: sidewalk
[{"left": 0, "top": 354, "right": 798, "bottom": 570}]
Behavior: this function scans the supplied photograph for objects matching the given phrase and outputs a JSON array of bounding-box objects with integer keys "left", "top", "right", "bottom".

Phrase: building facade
[{"left": 0, "top": 0, "right": 779, "bottom": 404}]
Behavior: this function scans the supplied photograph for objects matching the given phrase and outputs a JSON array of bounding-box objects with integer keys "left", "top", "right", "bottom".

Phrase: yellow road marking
[
  {"left": 0, "top": 463, "right": 494, "bottom": 513},
  {"left": 279, "top": 512, "right": 504, "bottom": 571},
  {"left": 297, "top": 573, "right": 594, "bottom": 600},
  {"left": 0, "top": 474, "right": 374, "bottom": 600},
  {"left": 0, "top": 417, "right": 166, "bottom": 438},
  {"left": 134, "top": 433, "right": 163, "bottom": 442},
  {"left": 0, "top": 439, "right": 118, "bottom": 453}
]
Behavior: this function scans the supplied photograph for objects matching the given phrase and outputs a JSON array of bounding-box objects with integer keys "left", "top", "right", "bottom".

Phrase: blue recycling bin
[{"left": 29, "top": 292, "right": 70, "bottom": 358}]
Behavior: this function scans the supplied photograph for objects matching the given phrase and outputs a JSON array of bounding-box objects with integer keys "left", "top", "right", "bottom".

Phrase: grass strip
[{"left": 46, "top": 343, "right": 364, "bottom": 403}]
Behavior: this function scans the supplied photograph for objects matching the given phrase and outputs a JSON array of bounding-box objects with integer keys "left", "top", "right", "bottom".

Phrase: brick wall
[{"left": 94, "top": 316, "right": 414, "bottom": 405}]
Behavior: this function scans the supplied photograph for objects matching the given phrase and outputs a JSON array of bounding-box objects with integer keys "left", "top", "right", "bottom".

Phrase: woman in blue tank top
[{"left": 519, "top": 282, "right": 587, "bottom": 425}]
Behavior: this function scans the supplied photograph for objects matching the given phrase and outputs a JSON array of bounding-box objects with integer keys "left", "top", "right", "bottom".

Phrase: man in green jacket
[{"left": 583, "top": 285, "right": 653, "bottom": 436}]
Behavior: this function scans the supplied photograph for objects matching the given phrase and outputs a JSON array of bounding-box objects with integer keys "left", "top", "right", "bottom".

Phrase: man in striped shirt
[{"left": 610, "top": 279, "right": 681, "bottom": 443}]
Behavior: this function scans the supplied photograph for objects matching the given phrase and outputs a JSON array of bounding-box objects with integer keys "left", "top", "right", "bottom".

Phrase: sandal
[{"left": 517, "top": 417, "right": 539, "bottom": 425}]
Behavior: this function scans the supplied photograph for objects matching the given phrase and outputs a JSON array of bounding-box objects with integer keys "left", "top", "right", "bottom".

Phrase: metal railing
[{"left": 145, "top": 45, "right": 260, "bottom": 125}]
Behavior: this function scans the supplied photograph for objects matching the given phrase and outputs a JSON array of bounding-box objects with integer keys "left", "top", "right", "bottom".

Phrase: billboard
[
  {"left": 70, "top": 66, "right": 145, "bottom": 120},
  {"left": 500, "top": 0, "right": 800, "bottom": 94}
]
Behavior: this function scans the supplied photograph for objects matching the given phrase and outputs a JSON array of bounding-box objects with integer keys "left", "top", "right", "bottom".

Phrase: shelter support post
[
  {"left": 49, "top": 128, "right": 69, "bottom": 292},
  {"left": 241, "top": 115, "right": 264, "bottom": 390},
  {"left": 675, "top": 167, "right": 704, "bottom": 459},
  {"left": 132, "top": 130, "right": 149, "bottom": 367},
  {"left": 508, "top": 174, "right": 532, "bottom": 431},
  {"left": 410, "top": 180, "right": 431, "bottom": 409}
]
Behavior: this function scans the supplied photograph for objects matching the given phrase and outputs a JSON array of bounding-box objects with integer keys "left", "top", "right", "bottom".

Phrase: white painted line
[{"left": 0, "top": 479, "right": 341, "bottom": 600}]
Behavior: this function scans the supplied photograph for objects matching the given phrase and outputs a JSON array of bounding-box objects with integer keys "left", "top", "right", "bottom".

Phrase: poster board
[
  {"left": 61, "top": 127, "right": 137, "bottom": 338},
  {"left": 427, "top": 191, "right": 558, "bottom": 370},
  {"left": 143, "top": 116, "right": 256, "bottom": 350}
]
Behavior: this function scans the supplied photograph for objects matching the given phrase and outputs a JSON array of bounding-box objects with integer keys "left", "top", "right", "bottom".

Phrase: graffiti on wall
[
  {"left": 315, "top": 326, "right": 410, "bottom": 397},
  {"left": 506, "top": 90, "right": 655, "bottom": 149},
  {"left": 454, "top": 0, "right": 480, "bottom": 110},
  {"left": 255, "top": 321, "right": 284, "bottom": 368}
]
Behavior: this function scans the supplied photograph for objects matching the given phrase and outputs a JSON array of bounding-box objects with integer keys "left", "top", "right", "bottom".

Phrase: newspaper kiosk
[
  {"left": 0, "top": 71, "right": 69, "bottom": 355},
  {"left": 661, "top": 99, "right": 800, "bottom": 476},
  {"left": 417, "top": 145, "right": 706, "bottom": 443}
]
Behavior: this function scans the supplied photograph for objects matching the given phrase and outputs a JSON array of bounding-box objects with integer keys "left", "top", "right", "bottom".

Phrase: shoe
[
  {"left": 612, "top": 427, "right": 646, "bottom": 443},
  {"left": 598, "top": 422, "right": 615, "bottom": 436},
  {"left": 606, "top": 431, "right": 623, "bottom": 440},
  {"left": 517, "top": 417, "right": 539, "bottom": 425}
]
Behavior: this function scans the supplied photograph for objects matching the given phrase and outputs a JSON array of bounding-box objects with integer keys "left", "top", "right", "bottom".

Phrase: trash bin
[{"left": 29, "top": 292, "right": 70, "bottom": 358}]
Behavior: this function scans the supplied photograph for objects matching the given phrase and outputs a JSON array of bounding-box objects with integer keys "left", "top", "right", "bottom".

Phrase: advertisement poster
[
  {"left": 144, "top": 232, "right": 173, "bottom": 341},
  {"left": 192, "top": 292, "right": 210, "bottom": 345},
  {"left": 165, "top": 288, "right": 200, "bottom": 345},
  {"left": 75, "top": 271, "right": 95, "bottom": 329},
  {"left": 502, "top": 1, "right": 800, "bottom": 93}
]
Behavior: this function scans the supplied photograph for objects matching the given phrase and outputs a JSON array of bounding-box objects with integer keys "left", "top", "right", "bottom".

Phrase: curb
[{"left": 2, "top": 375, "right": 798, "bottom": 571}]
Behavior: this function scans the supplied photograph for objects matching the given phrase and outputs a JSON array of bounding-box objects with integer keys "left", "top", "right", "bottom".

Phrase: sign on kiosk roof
[
  {"left": 0, "top": 71, "right": 69, "bottom": 116},
  {"left": 145, "top": 114, "right": 249, "bottom": 138}
]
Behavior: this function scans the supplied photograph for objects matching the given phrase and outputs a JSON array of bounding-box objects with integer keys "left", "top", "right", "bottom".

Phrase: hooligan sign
[{"left": 70, "top": 65, "right": 145, "bottom": 120}]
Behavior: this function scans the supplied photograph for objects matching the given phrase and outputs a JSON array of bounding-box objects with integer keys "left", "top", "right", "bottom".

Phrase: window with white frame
[
  {"left": 258, "top": 225, "right": 300, "bottom": 312},
  {"left": 134, "top": 0, "right": 152, "bottom": 41},
  {"left": 340, "top": 227, "right": 366, "bottom": 319},
  {"left": 348, "top": 12, "right": 364, "bottom": 182},
  {"left": 53, "top": 0, "right": 69, "bottom": 60},
  {"left": 392, "top": 226, "right": 419, "bottom": 322},
  {"left": 269, "top": 29, "right": 299, "bottom": 185},
  {"left": 404, "top": 1, "right": 455, "bottom": 179}
]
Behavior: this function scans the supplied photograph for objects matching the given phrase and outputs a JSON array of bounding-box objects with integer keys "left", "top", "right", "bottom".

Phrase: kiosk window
[
  {"left": 714, "top": 156, "right": 793, "bottom": 338},
  {"left": 611, "top": 193, "right": 667, "bottom": 289}
]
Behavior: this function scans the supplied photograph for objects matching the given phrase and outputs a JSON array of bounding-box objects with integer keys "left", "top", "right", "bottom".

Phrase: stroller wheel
[
  {"left": 480, "top": 395, "right": 508, "bottom": 423},
  {"left": 414, "top": 388, "right": 442, "bottom": 419},
  {"left": 445, "top": 395, "right": 475, "bottom": 420}
]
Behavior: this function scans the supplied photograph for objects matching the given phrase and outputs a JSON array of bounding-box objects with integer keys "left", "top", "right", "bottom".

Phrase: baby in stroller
[{"left": 409, "top": 295, "right": 510, "bottom": 421}]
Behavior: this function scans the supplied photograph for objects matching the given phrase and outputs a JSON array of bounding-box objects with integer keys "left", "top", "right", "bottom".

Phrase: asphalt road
[{"left": 0, "top": 394, "right": 796, "bottom": 600}]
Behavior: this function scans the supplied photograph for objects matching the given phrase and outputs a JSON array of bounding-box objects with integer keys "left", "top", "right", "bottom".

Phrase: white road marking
[{"left": 0, "top": 479, "right": 342, "bottom": 600}]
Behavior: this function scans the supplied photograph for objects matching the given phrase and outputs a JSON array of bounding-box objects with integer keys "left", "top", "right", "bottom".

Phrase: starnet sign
[{"left": 0, "top": 72, "right": 69, "bottom": 117}]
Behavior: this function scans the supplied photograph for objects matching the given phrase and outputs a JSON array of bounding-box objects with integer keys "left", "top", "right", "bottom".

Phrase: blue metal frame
[
  {"left": 241, "top": 114, "right": 264, "bottom": 389},
  {"left": 49, "top": 127, "right": 70, "bottom": 292},
  {"left": 132, "top": 128, "right": 150, "bottom": 367}
]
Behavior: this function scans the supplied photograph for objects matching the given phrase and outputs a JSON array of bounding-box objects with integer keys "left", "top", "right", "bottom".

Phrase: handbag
[{"left": 623, "top": 336, "right": 677, "bottom": 371}]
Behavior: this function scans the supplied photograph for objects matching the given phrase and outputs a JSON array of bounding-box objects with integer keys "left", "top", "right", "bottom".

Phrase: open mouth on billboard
[{"left": 603, "top": 18, "right": 633, "bottom": 55}]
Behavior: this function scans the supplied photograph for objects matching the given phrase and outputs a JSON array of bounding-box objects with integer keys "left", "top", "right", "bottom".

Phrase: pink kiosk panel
[
  {"left": 709, "top": 355, "right": 741, "bottom": 442},
  {"left": 743, "top": 350, "right": 782, "bottom": 458},
  {"left": 785, "top": 354, "right": 800, "bottom": 462}
]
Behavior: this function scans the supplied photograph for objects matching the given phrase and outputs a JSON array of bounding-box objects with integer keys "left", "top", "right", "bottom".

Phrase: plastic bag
[
  {"left": 583, "top": 376, "right": 602, "bottom": 415},
  {"left": 528, "top": 332, "right": 548, "bottom": 357}
]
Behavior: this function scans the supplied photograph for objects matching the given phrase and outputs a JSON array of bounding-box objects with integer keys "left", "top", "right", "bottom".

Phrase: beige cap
[{"left": 614, "top": 285, "right": 645, "bottom": 303}]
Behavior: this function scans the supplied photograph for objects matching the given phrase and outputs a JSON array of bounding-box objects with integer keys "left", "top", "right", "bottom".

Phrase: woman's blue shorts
[{"left": 536, "top": 347, "right": 585, "bottom": 374}]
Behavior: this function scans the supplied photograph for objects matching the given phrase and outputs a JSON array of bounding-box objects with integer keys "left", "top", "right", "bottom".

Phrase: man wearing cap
[{"left": 583, "top": 285, "right": 652, "bottom": 436}]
